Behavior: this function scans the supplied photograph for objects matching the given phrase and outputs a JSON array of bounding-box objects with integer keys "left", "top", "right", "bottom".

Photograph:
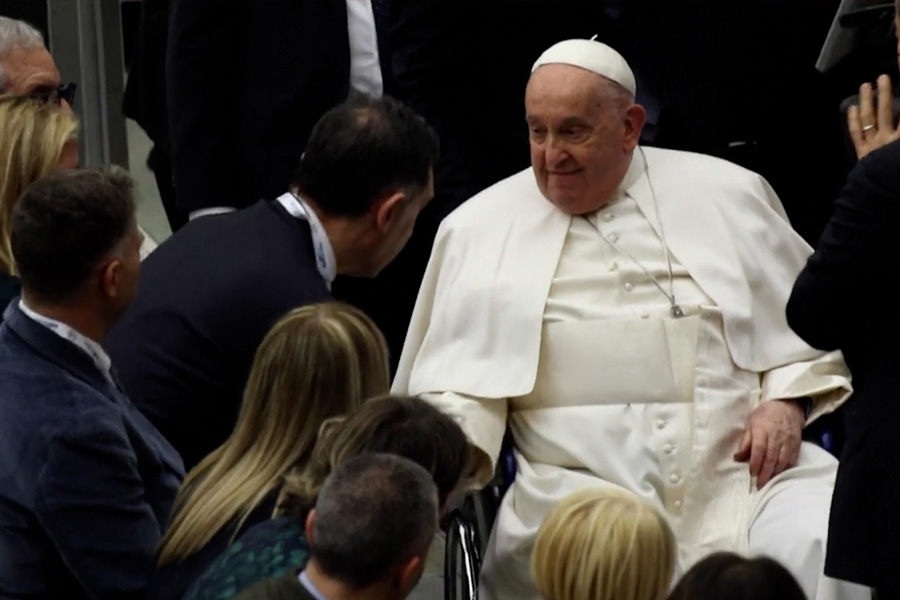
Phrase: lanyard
[
  {"left": 275, "top": 192, "right": 337, "bottom": 287},
  {"left": 18, "top": 300, "right": 115, "bottom": 383}
]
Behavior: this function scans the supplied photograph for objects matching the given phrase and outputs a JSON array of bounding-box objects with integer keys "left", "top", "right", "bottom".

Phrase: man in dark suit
[
  {"left": 166, "top": 0, "right": 394, "bottom": 218},
  {"left": 788, "top": 19, "right": 900, "bottom": 591},
  {"left": 104, "top": 95, "right": 438, "bottom": 470},
  {"left": 788, "top": 138, "right": 900, "bottom": 600},
  {"left": 233, "top": 453, "right": 439, "bottom": 600},
  {"left": 0, "top": 168, "right": 184, "bottom": 599}
]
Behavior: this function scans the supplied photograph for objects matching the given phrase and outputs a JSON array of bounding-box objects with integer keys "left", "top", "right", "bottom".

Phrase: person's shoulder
[
  {"left": 142, "top": 202, "right": 271, "bottom": 267},
  {"left": 643, "top": 146, "right": 761, "bottom": 186},
  {"left": 0, "top": 343, "right": 103, "bottom": 416}
]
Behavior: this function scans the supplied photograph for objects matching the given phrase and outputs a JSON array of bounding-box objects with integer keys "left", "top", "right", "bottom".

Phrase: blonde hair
[
  {"left": 0, "top": 95, "right": 78, "bottom": 275},
  {"left": 531, "top": 489, "right": 676, "bottom": 600},
  {"left": 157, "top": 302, "right": 390, "bottom": 565}
]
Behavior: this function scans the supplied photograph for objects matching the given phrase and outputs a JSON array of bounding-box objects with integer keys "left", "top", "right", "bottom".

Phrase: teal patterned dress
[{"left": 183, "top": 517, "right": 309, "bottom": 600}]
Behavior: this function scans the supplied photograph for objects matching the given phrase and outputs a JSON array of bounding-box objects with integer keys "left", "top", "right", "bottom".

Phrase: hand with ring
[{"left": 848, "top": 74, "right": 900, "bottom": 159}]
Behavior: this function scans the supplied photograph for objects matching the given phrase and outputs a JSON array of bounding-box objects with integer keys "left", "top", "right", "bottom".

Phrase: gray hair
[
  {"left": 596, "top": 76, "right": 635, "bottom": 110},
  {"left": 311, "top": 453, "right": 439, "bottom": 588},
  {"left": 0, "top": 17, "right": 46, "bottom": 91}
]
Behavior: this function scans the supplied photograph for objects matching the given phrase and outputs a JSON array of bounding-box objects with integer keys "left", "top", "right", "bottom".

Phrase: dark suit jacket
[
  {"left": 0, "top": 302, "right": 184, "bottom": 600},
  {"left": 166, "top": 0, "right": 394, "bottom": 214},
  {"left": 787, "top": 139, "right": 900, "bottom": 592},
  {"left": 104, "top": 201, "right": 332, "bottom": 470}
]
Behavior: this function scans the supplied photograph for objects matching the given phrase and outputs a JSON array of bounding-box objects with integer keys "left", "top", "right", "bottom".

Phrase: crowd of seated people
[{"left": 3, "top": 4, "right": 900, "bottom": 600}]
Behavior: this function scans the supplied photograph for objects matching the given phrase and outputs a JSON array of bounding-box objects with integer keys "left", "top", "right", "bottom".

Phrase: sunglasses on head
[{"left": 32, "top": 82, "right": 77, "bottom": 108}]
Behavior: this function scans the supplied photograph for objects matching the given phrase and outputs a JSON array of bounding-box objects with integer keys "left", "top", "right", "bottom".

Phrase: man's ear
[
  {"left": 305, "top": 509, "right": 317, "bottom": 545},
  {"left": 99, "top": 259, "right": 123, "bottom": 299},
  {"left": 373, "top": 191, "right": 406, "bottom": 233},
  {"left": 392, "top": 555, "right": 424, "bottom": 595},
  {"left": 623, "top": 103, "right": 647, "bottom": 152}
]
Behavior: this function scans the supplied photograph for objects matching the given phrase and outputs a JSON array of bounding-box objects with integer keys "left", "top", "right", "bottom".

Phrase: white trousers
[{"left": 748, "top": 473, "right": 870, "bottom": 600}]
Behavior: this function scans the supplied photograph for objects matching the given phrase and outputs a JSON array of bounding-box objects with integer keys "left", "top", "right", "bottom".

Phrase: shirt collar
[
  {"left": 589, "top": 147, "right": 646, "bottom": 218},
  {"left": 298, "top": 570, "right": 329, "bottom": 600},
  {"left": 18, "top": 299, "right": 114, "bottom": 384},
  {"left": 275, "top": 192, "right": 337, "bottom": 288},
  {"left": 619, "top": 147, "right": 646, "bottom": 198}
]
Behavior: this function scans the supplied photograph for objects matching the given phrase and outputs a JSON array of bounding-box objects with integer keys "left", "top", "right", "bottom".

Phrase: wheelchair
[{"left": 442, "top": 413, "right": 845, "bottom": 600}]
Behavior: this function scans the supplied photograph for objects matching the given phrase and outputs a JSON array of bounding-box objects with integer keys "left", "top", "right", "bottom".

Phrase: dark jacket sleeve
[
  {"left": 166, "top": 1, "right": 244, "bottom": 214},
  {"left": 34, "top": 403, "right": 165, "bottom": 600},
  {"left": 787, "top": 140, "right": 900, "bottom": 351}
]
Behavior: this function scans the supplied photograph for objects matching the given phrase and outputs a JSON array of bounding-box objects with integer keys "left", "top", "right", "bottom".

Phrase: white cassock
[{"left": 393, "top": 146, "right": 869, "bottom": 600}]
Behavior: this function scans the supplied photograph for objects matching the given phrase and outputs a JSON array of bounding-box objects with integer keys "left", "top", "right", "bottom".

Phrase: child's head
[{"left": 532, "top": 488, "right": 676, "bottom": 600}]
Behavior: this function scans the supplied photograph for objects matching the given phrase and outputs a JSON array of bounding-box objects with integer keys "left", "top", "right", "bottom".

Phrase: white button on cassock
[
  {"left": 624, "top": 282, "right": 634, "bottom": 292},
  {"left": 609, "top": 233, "right": 620, "bottom": 243}
]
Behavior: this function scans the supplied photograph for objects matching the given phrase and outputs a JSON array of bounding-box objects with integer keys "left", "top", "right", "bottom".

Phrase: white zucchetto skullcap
[{"left": 531, "top": 36, "right": 636, "bottom": 96}]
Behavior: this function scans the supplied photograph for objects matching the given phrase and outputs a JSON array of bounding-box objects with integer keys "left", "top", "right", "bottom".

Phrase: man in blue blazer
[{"left": 0, "top": 168, "right": 184, "bottom": 599}]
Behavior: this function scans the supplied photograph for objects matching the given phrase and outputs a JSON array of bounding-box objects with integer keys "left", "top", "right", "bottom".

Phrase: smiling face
[{"left": 525, "top": 64, "right": 645, "bottom": 215}]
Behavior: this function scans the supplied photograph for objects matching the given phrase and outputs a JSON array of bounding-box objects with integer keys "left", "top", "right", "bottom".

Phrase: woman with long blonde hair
[
  {"left": 0, "top": 95, "right": 78, "bottom": 311},
  {"left": 182, "top": 395, "right": 469, "bottom": 600},
  {"left": 150, "top": 302, "right": 391, "bottom": 600},
  {"left": 532, "top": 488, "right": 677, "bottom": 600}
]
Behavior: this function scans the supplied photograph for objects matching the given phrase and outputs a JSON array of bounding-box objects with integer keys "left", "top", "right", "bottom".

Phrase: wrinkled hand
[
  {"left": 848, "top": 75, "right": 900, "bottom": 159},
  {"left": 733, "top": 400, "right": 805, "bottom": 489}
]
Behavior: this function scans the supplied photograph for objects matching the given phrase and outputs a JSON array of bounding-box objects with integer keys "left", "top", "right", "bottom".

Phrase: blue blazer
[{"left": 0, "top": 301, "right": 185, "bottom": 599}]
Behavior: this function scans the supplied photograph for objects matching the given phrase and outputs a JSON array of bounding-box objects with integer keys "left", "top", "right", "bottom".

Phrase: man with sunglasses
[{"left": 0, "top": 16, "right": 76, "bottom": 112}]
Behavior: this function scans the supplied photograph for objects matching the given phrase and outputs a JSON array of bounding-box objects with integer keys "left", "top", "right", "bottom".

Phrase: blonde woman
[
  {"left": 0, "top": 95, "right": 78, "bottom": 313},
  {"left": 149, "top": 302, "right": 391, "bottom": 600},
  {"left": 182, "top": 395, "right": 470, "bottom": 600},
  {"left": 532, "top": 489, "right": 677, "bottom": 600}
]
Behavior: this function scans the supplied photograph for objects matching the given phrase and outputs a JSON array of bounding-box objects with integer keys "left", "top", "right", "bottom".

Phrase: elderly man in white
[{"left": 394, "top": 39, "right": 868, "bottom": 600}]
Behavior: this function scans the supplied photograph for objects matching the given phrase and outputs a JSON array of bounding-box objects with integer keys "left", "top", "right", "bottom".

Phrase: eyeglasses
[{"left": 32, "top": 82, "right": 77, "bottom": 108}]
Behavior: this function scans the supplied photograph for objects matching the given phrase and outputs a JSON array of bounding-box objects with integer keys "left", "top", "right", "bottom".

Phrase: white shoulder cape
[{"left": 394, "top": 146, "right": 822, "bottom": 399}]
